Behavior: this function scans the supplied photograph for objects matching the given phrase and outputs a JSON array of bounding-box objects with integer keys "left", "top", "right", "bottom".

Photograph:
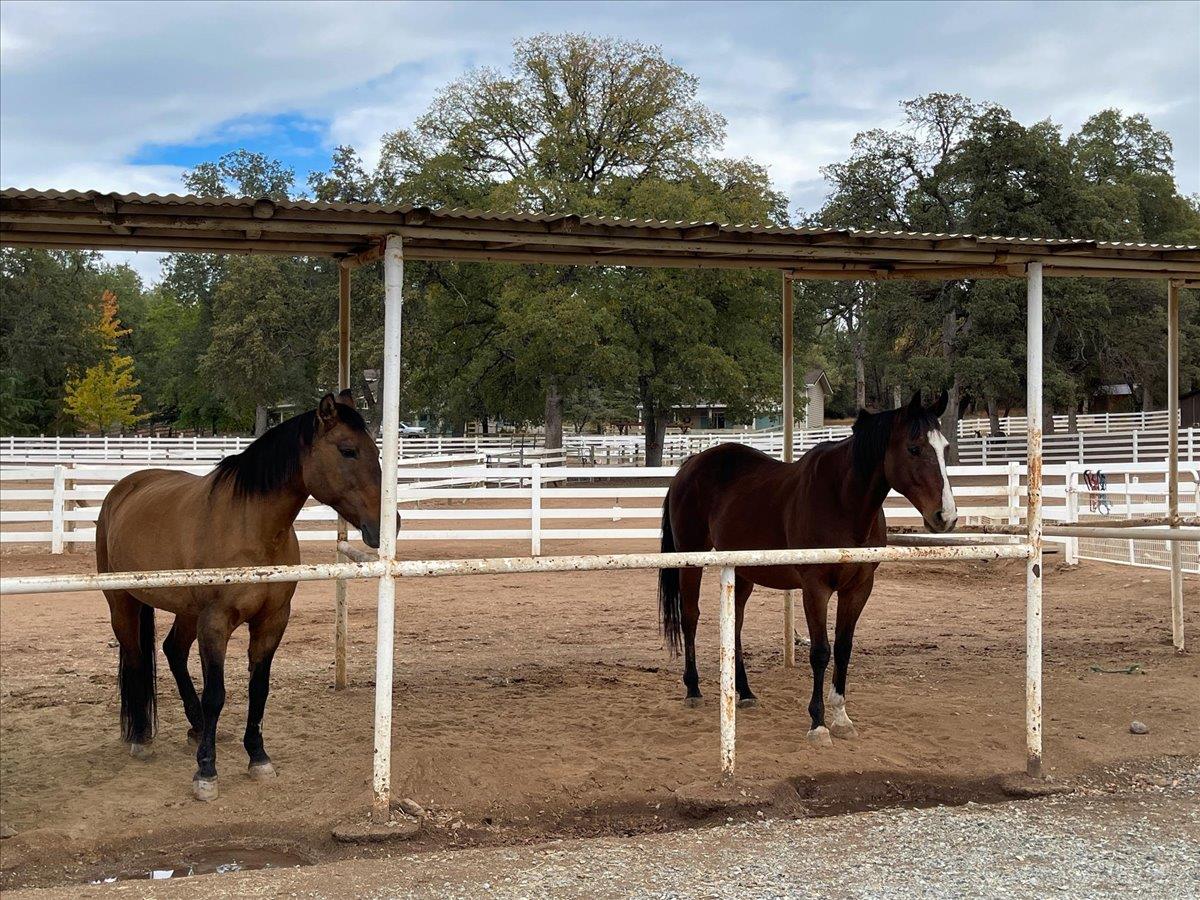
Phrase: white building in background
[{"left": 802, "top": 368, "right": 832, "bottom": 429}]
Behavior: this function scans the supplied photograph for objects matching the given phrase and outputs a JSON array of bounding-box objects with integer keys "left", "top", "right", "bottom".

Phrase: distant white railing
[
  {"left": 958, "top": 427, "right": 1199, "bottom": 465},
  {"left": 957, "top": 409, "right": 1174, "bottom": 438},
  {"left": 4, "top": 460, "right": 1195, "bottom": 572},
  {"left": 3, "top": 421, "right": 1194, "bottom": 470}
]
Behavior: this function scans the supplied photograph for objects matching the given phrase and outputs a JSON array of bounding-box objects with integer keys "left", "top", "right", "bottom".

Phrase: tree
[
  {"left": 812, "top": 94, "right": 1200, "bottom": 454},
  {"left": 62, "top": 291, "right": 146, "bottom": 433},
  {"left": 369, "top": 34, "right": 781, "bottom": 462}
]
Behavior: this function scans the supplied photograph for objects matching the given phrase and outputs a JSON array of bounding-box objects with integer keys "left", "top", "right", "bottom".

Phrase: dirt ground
[{"left": 1, "top": 540, "right": 1197, "bottom": 890}]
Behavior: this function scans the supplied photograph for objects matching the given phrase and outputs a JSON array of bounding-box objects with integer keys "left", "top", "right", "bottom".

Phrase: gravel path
[{"left": 9, "top": 762, "right": 1199, "bottom": 900}]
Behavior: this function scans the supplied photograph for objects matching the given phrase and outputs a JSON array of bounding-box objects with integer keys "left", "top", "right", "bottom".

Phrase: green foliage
[
  {"left": 812, "top": 94, "right": 1200, "bottom": 440},
  {"left": 61, "top": 291, "right": 146, "bottom": 433},
  {"left": 3, "top": 57, "right": 1198, "bottom": 446}
]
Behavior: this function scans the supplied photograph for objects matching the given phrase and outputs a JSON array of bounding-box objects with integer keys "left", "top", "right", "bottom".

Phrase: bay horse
[
  {"left": 96, "top": 393, "right": 382, "bottom": 801},
  {"left": 658, "top": 391, "right": 956, "bottom": 746}
]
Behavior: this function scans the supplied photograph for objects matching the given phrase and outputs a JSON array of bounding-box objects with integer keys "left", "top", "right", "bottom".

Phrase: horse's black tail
[
  {"left": 658, "top": 490, "right": 683, "bottom": 657},
  {"left": 118, "top": 601, "right": 157, "bottom": 743}
]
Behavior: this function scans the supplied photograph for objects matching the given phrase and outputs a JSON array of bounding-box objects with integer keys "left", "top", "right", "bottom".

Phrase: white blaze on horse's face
[{"left": 927, "top": 429, "right": 957, "bottom": 531}]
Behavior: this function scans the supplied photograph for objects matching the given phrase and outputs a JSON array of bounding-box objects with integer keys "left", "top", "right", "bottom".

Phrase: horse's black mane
[
  {"left": 850, "top": 405, "right": 941, "bottom": 480},
  {"left": 213, "top": 403, "right": 367, "bottom": 496}
]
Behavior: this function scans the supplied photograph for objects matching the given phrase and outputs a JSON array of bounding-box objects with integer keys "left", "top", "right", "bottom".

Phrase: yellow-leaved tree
[{"left": 63, "top": 290, "right": 147, "bottom": 433}]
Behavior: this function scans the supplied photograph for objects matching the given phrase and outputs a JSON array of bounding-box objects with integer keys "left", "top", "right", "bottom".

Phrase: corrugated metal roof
[
  {"left": 3, "top": 187, "right": 1198, "bottom": 283},
  {"left": 4, "top": 187, "right": 1196, "bottom": 250}
]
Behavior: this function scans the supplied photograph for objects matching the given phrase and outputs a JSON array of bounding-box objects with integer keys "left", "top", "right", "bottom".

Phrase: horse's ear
[
  {"left": 906, "top": 391, "right": 923, "bottom": 415},
  {"left": 929, "top": 389, "right": 949, "bottom": 417},
  {"left": 317, "top": 393, "right": 339, "bottom": 431},
  {"left": 337, "top": 388, "right": 356, "bottom": 410},
  {"left": 852, "top": 408, "right": 872, "bottom": 432}
]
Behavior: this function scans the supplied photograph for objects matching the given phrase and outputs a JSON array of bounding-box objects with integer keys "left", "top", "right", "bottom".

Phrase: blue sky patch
[{"left": 128, "top": 112, "right": 333, "bottom": 183}]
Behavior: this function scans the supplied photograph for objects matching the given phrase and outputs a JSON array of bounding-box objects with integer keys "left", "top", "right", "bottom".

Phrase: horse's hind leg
[
  {"left": 192, "top": 611, "right": 233, "bottom": 802},
  {"left": 828, "top": 577, "right": 873, "bottom": 740},
  {"left": 105, "top": 590, "right": 156, "bottom": 759},
  {"left": 734, "top": 575, "right": 757, "bottom": 708},
  {"left": 681, "top": 568, "right": 703, "bottom": 707},
  {"left": 162, "top": 616, "right": 203, "bottom": 745},
  {"left": 244, "top": 601, "right": 290, "bottom": 781}
]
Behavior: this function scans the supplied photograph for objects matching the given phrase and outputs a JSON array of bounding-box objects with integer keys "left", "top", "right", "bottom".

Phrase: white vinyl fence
[
  {"left": 4, "top": 460, "right": 1195, "bottom": 572},
  {"left": 8, "top": 422, "right": 1192, "bottom": 469},
  {"left": 957, "top": 409, "right": 1174, "bottom": 438},
  {"left": 959, "top": 427, "right": 1199, "bottom": 465}
]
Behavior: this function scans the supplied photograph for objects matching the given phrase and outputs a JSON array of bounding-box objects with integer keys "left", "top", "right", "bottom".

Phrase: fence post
[
  {"left": 1007, "top": 461, "right": 1021, "bottom": 525},
  {"left": 530, "top": 462, "right": 542, "bottom": 556},
  {"left": 62, "top": 472, "right": 77, "bottom": 554},
  {"left": 1064, "top": 462, "right": 1079, "bottom": 565},
  {"left": 1132, "top": 431, "right": 1139, "bottom": 463},
  {"left": 719, "top": 565, "right": 737, "bottom": 780},
  {"left": 50, "top": 465, "right": 66, "bottom": 555},
  {"left": 1077, "top": 432, "right": 1084, "bottom": 463}
]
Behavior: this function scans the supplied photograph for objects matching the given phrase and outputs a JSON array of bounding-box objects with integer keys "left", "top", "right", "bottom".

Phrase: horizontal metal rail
[{"left": 0, "top": 543, "right": 1032, "bottom": 596}]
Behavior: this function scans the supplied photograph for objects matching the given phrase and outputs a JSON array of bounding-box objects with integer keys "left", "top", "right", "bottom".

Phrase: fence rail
[
  {"left": 4, "top": 423, "right": 1197, "bottom": 469},
  {"left": 957, "top": 409, "right": 1175, "bottom": 438},
  {"left": 4, "top": 459, "right": 1195, "bottom": 572}
]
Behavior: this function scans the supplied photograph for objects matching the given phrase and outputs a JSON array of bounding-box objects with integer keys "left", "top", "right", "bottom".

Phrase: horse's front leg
[
  {"left": 244, "top": 600, "right": 290, "bottom": 781},
  {"left": 828, "top": 575, "right": 873, "bottom": 740},
  {"left": 802, "top": 583, "right": 833, "bottom": 747},
  {"left": 193, "top": 613, "right": 232, "bottom": 802}
]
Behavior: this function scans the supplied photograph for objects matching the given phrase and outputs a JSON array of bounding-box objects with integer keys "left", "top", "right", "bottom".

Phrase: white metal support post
[
  {"left": 719, "top": 565, "right": 737, "bottom": 778},
  {"left": 372, "top": 235, "right": 404, "bottom": 821},
  {"left": 1167, "top": 279, "right": 1184, "bottom": 651},
  {"left": 335, "top": 262, "right": 351, "bottom": 690},
  {"left": 782, "top": 273, "right": 797, "bottom": 668},
  {"left": 1025, "top": 261, "right": 1045, "bottom": 778}
]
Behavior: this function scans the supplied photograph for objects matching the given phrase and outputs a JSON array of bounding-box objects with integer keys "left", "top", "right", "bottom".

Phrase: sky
[{"left": 2, "top": 0, "right": 1197, "bottom": 283}]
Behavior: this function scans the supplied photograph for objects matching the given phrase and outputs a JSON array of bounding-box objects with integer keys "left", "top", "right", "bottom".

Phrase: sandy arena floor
[{"left": 1, "top": 541, "right": 1197, "bottom": 890}]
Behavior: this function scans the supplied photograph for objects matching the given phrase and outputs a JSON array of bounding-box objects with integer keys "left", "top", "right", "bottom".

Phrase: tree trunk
[
  {"left": 640, "top": 384, "right": 667, "bottom": 467},
  {"left": 1142, "top": 380, "right": 1153, "bottom": 412},
  {"left": 1043, "top": 403, "right": 1056, "bottom": 435},
  {"left": 1067, "top": 401, "right": 1079, "bottom": 434},
  {"left": 986, "top": 394, "right": 1002, "bottom": 436},
  {"left": 253, "top": 404, "right": 269, "bottom": 437},
  {"left": 941, "top": 374, "right": 961, "bottom": 464},
  {"left": 892, "top": 385, "right": 903, "bottom": 409},
  {"left": 852, "top": 342, "right": 867, "bottom": 410},
  {"left": 543, "top": 380, "right": 563, "bottom": 451},
  {"left": 940, "top": 310, "right": 960, "bottom": 463},
  {"left": 359, "top": 372, "right": 382, "bottom": 437}
]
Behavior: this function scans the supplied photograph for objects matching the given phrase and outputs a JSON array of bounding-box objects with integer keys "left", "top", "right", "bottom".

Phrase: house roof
[
  {"left": 3, "top": 188, "right": 1199, "bottom": 285},
  {"left": 804, "top": 368, "right": 833, "bottom": 395}
]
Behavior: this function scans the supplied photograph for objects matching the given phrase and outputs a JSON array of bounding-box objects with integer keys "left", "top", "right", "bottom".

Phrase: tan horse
[{"left": 96, "top": 393, "right": 382, "bottom": 801}]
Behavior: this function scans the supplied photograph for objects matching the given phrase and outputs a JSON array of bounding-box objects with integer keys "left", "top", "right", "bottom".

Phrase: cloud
[{"left": 2, "top": 0, "right": 1196, "bottom": 286}]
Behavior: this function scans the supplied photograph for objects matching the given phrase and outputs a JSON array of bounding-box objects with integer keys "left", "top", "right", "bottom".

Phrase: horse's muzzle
[
  {"left": 927, "top": 509, "right": 958, "bottom": 533},
  {"left": 360, "top": 521, "right": 381, "bottom": 549}
]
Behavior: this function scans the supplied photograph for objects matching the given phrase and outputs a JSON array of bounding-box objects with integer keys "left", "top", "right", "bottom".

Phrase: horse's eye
[
  {"left": 908, "top": 446, "right": 921, "bottom": 457},
  {"left": 339, "top": 448, "right": 358, "bottom": 459}
]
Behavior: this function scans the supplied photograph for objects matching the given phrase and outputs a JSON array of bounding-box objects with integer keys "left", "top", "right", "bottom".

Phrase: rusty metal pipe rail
[{"left": 0, "top": 543, "right": 1032, "bottom": 597}]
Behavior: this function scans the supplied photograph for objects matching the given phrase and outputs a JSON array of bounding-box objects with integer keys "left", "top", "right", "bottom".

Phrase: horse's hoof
[
  {"left": 737, "top": 697, "right": 759, "bottom": 709},
  {"left": 192, "top": 776, "right": 218, "bottom": 802},
  {"left": 682, "top": 696, "right": 704, "bottom": 709},
  {"left": 187, "top": 729, "right": 200, "bottom": 747},
  {"left": 248, "top": 761, "right": 277, "bottom": 781},
  {"left": 830, "top": 722, "right": 858, "bottom": 740},
  {"left": 806, "top": 726, "right": 833, "bottom": 748},
  {"left": 129, "top": 742, "right": 154, "bottom": 760}
]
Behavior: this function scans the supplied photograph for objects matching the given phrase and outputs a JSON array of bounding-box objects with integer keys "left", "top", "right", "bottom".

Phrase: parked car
[{"left": 398, "top": 422, "right": 426, "bottom": 436}]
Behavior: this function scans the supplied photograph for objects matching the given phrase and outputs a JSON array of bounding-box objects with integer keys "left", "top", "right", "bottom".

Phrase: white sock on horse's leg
[{"left": 827, "top": 687, "right": 857, "bottom": 738}]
